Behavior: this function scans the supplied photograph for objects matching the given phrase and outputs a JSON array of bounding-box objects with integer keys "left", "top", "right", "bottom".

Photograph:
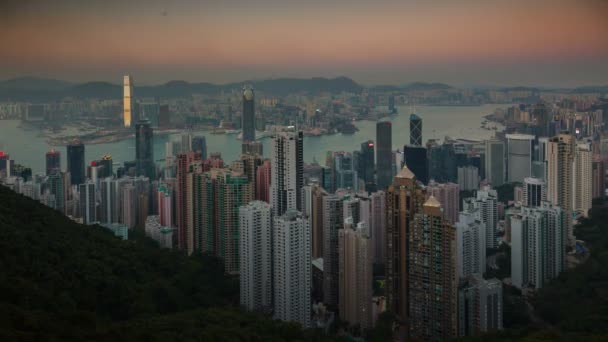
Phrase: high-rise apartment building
[
  {"left": 123, "top": 75, "right": 134, "bottom": 128},
  {"left": 176, "top": 151, "right": 202, "bottom": 250},
  {"left": 426, "top": 180, "right": 459, "bottom": 225},
  {"left": 273, "top": 210, "right": 311, "bottom": 328},
  {"left": 376, "top": 121, "right": 393, "bottom": 190},
  {"left": 311, "top": 184, "right": 328, "bottom": 259},
  {"left": 573, "top": 143, "right": 592, "bottom": 216},
  {"left": 511, "top": 202, "right": 566, "bottom": 289},
  {"left": 463, "top": 186, "right": 498, "bottom": 249},
  {"left": 523, "top": 177, "right": 546, "bottom": 207},
  {"left": 255, "top": 159, "right": 271, "bottom": 202},
  {"left": 135, "top": 120, "right": 155, "bottom": 180},
  {"left": 370, "top": 190, "right": 386, "bottom": 265},
  {"left": 456, "top": 211, "right": 486, "bottom": 279},
  {"left": 385, "top": 165, "right": 425, "bottom": 321},
  {"left": 239, "top": 201, "right": 272, "bottom": 313},
  {"left": 323, "top": 194, "right": 344, "bottom": 307},
  {"left": 270, "top": 128, "right": 303, "bottom": 216},
  {"left": 409, "top": 113, "right": 422, "bottom": 146},
  {"left": 546, "top": 132, "right": 575, "bottom": 245},
  {"left": 79, "top": 181, "right": 96, "bottom": 225},
  {"left": 339, "top": 220, "right": 373, "bottom": 329},
  {"left": 506, "top": 134, "right": 535, "bottom": 183},
  {"left": 242, "top": 86, "right": 256, "bottom": 143},
  {"left": 458, "top": 165, "right": 479, "bottom": 191},
  {"left": 359, "top": 140, "right": 375, "bottom": 192},
  {"left": 67, "top": 140, "right": 85, "bottom": 186},
  {"left": 592, "top": 155, "right": 605, "bottom": 200},
  {"left": 408, "top": 196, "right": 457, "bottom": 341},
  {"left": 458, "top": 275, "right": 503, "bottom": 337},
  {"left": 192, "top": 135, "right": 207, "bottom": 160}
]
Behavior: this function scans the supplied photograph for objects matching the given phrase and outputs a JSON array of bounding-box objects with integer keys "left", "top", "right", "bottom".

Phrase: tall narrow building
[
  {"left": 506, "top": 134, "right": 535, "bottom": 183},
  {"left": 79, "top": 181, "right": 96, "bottom": 225},
  {"left": 135, "top": 120, "right": 155, "bottom": 180},
  {"left": 376, "top": 121, "right": 393, "bottom": 190},
  {"left": 523, "top": 177, "right": 546, "bottom": 207},
  {"left": 403, "top": 145, "right": 428, "bottom": 184},
  {"left": 273, "top": 210, "right": 311, "bottom": 328},
  {"left": 409, "top": 196, "right": 457, "bottom": 340},
  {"left": 573, "top": 143, "right": 592, "bottom": 217},
  {"left": 463, "top": 186, "right": 498, "bottom": 249},
  {"left": 409, "top": 113, "right": 422, "bottom": 146},
  {"left": 242, "top": 86, "right": 256, "bottom": 143},
  {"left": 123, "top": 75, "right": 134, "bottom": 128},
  {"left": 385, "top": 165, "right": 425, "bottom": 323},
  {"left": 359, "top": 140, "right": 376, "bottom": 191},
  {"left": 426, "top": 180, "right": 460, "bottom": 225},
  {"left": 456, "top": 211, "right": 486, "bottom": 279},
  {"left": 370, "top": 190, "right": 386, "bottom": 265},
  {"left": 546, "top": 132, "right": 575, "bottom": 245},
  {"left": 239, "top": 201, "right": 272, "bottom": 313},
  {"left": 323, "top": 194, "right": 344, "bottom": 307},
  {"left": 270, "top": 128, "right": 303, "bottom": 216},
  {"left": 67, "top": 139, "right": 85, "bottom": 186},
  {"left": 458, "top": 275, "right": 503, "bottom": 337},
  {"left": 339, "top": 220, "right": 373, "bottom": 330},
  {"left": 176, "top": 151, "right": 202, "bottom": 251},
  {"left": 484, "top": 139, "right": 505, "bottom": 187},
  {"left": 45, "top": 149, "right": 61, "bottom": 175}
]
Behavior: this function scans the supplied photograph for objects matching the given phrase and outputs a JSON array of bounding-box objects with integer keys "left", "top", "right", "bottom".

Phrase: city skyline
[{"left": 1, "top": 0, "right": 607, "bottom": 86}]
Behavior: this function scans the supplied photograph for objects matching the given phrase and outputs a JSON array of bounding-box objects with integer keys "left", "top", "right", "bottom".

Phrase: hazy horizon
[{"left": 2, "top": 0, "right": 608, "bottom": 87}]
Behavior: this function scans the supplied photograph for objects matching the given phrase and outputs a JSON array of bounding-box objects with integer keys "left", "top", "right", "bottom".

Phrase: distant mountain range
[{"left": 1, "top": 76, "right": 606, "bottom": 102}]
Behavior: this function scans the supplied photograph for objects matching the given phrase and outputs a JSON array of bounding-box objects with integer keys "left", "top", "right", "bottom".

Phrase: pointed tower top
[
  {"left": 424, "top": 195, "right": 442, "bottom": 208},
  {"left": 395, "top": 164, "right": 415, "bottom": 180}
]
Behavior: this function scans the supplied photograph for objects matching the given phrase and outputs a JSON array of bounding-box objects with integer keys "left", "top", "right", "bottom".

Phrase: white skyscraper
[
  {"left": 523, "top": 177, "right": 546, "bottom": 207},
  {"left": 79, "top": 181, "right": 96, "bottom": 225},
  {"left": 270, "top": 128, "right": 303, "bottom": 216},
  {"left": 239, "top": 201, "right": 272, "bottom": 313},
  {"left": 506, "top": 134, "right": 535, "bottom": 183},
  {"left": 456, "top": 211, "right": 486, "bottom": 279},
  {"left": 273, "top": 210, "right": 311, "bottom": 328},
  {"left": 573, "top": 143, "right": 592, "bottom": 217},
  {"left": 510, "top": 202, "right": 565, "bottom": 289}
]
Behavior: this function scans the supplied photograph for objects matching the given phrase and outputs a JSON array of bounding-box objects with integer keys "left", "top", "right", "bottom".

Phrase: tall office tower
[
  {"left": 511, "top": 202, "right": 566, "bottom": 289},
  {"left": 47, "top": 171, "right": 67, "bottom": 214},
  {"left": 67, "top": 139, "right": 85, "bottom": 186},
  {"left": 456, "top": 211, "right": 486, "bottom": 279},
  {"left": 523, "top": 177, "right": 546, "bottom": 207},
  {"left": 339, "top": 221, "right": 373, "bottom": 330},
  {"left": 573, "top": 143, "right": 592, "bottom": 216},
  {"left": 458, "top": 165, "right": 479, "bottom": 191},
  {"left": 45, "top": 149, "right": 61, "bottom": 175},
  {"left": 359, "top": 140, "right": 376, "bottom": 192},
  {"left": 273, "top": 210, "right": 311, "bottom": 328},
  {"left": 135, "top": 120, "right": 155, "bottom": 180},
  {"left": 403, "top": 145, "right": 428, "bottom": 184},
  {"left": 409, "top": 196, "right": 457, "bottom": 341},
  {"left": 121, "top": 184, "right": 137, "bottom": 229},
  {"left": 323, "top": 194, "right": 344, "bottom": 307},
  {"left": 385, "top": 165, "right": 425, "bottom": 322},
  {"left": 506, "top": 134, "right": 535, "bottom": 183},
  {"left": 157, "top": 185, "right": 173, "bottom": 227},
  {"left": 592, "top": 156, "right": 605, "bottom": 199},
  {"left": 242, "top": 86, "right": 256, "bottom": 143},
  {"left": 409, "top": 113, "right": 422, "bottom": 146},
  {"left": 546, "top": 133, "right": 575, "bottom": 245},
  {"left": 176, "top": 151, "right": 202, "bottom": 250},
  {"left": 192, "top": 135, "right": 207, "bottom": 159},
  {"left": 334, "top": 152, "right": 357, "bottom": 191},
  {"left": 240, "top": 154, "right": 263, "bottom": 199},
  {"left": 123, "top": 75, "right": 134, "bottom": 128},
  {"left": 0, "top": 152, "right": 9, "bottom": 175},
  {"left": 463, "top": 186, "right": 498, "bottom": 249},
  {"left": 100, "top": 177, "right": 118, "bottom": 224},
  {"left": 426, "top": 180, "right": 459, "bottom": 225},
  {"left": 376, "top": 121, "right": 393, "bottom": 190},
  {"left": 270, "top": 128, "right": 303, "bottom": 216},
  {"left": 185, "top": 163, "right": 206, "bottom": 255},
  {"left": 79, "top": 181, "right": 96, "bottom": 225},
  {"left": 97, "top": 155, "right": 113, "bottom": 179},
  {"left": 181, "top": 133, "right": 192, "bottom": 152},
  {"left": 370, "top": 190, "right": 386, "bottom": 265},
  {"left": 255, "top": 159, "right": 271, "bottom": 202},
  {"left": 458, "top": 274, "right": 503, "bottom": 337},
  {"left": 242, "top": 141, "right": 264, "bottom": 156},
  {"left": 311, "top": 184, "right": 328, "bottom": 259},
  {"left": 239, "top": 201, "right": 272, "bottom": 313}
]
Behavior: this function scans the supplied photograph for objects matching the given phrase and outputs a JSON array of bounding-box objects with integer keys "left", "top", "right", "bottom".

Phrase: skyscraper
[
  {"left": 359, "top": 140, "right": 376, "bottom": 191},
  {"left": 270, "top": 128, "right": 303, "bottom": 216},
  {"left": 334, "top": 152, "right": 357, "bottom": 191},
  {"left": 255, "top": 159, "right": 271, "bottom": 202},
  {"left": 67, "top": 139, "right": 85, "bottom": 186},
  {"left": 370, "top": 190, "right": 386, "bottom": 265},
  {"left": 310, "top": 184, "right": 328, "bottom": 259},
  {"left": 239, "top": 201, "right": 272, "bottom": 313},
  {"left": 546, "top": 132, "right": 575, "bottom": 245},
  {"left": 339, "top": 220, "right": 373, "bottom": 330},
  {"left": 376, "top": 121, "right": 392, "bottom": 190},
  {"left": 403, "top": 145, "right": 428, "bottom": 184},
  {"left": 176, "top": 151, "right": 202, "bottom": 250},
  {"left": 409, "top": 113, "right": 422, "bottom": 146},
  {"left": 135, "top": 120, "right": 155, "bottom": 180},
  {"left": 385, "top": 165, "right": 425, "bottom": 322},
  {"left": 458, "top": 275, "right": 503, "bottom": 337},
  {"left": 458, "top": 165, "right": 479, "bottom": 191},
  {"left": 456, "top": 211, "right": 486, "bottom": 279},
  {"left": 426, "top": 180, "right": 460, "bottom": 225},
  {"left": 79, "top": 181, "right": 96, "bottom": 225},
  {"left": 242, "top": 86, "right": 256, "bottom": 143},
  {"left": 192, "top": 135, "right": 207, "bottom": 159},
  {"left": 273, "top": 210, "right": 311, "bottom": 328},
  {"left": 573, "top": 143, "right": 592, "bottom": 216},
  {"left": 45, "top": 149, "right": 61, "bottom": 175},
  {"left": 523, "top": 177, "right": 546, "bottom": 207},
  {"left": 323, "top": 194, "right": 344, "bottom": 307},
  {"left": 506, "top": 134, "right": 535, "bottom": 183},
  {"left": 408, "top": 196, "right": 457, "bottom": 340},
  {"left": 123, "top": 75, "right": 134, "bottom": 128},
  {"left": 463, "top": 186, "right": 499, "bottom": 249}
]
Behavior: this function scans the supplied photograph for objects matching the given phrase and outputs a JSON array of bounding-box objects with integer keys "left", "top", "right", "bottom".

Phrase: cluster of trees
[{"left": 0, "top": 186, "right": 339, "bottom": 341}]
